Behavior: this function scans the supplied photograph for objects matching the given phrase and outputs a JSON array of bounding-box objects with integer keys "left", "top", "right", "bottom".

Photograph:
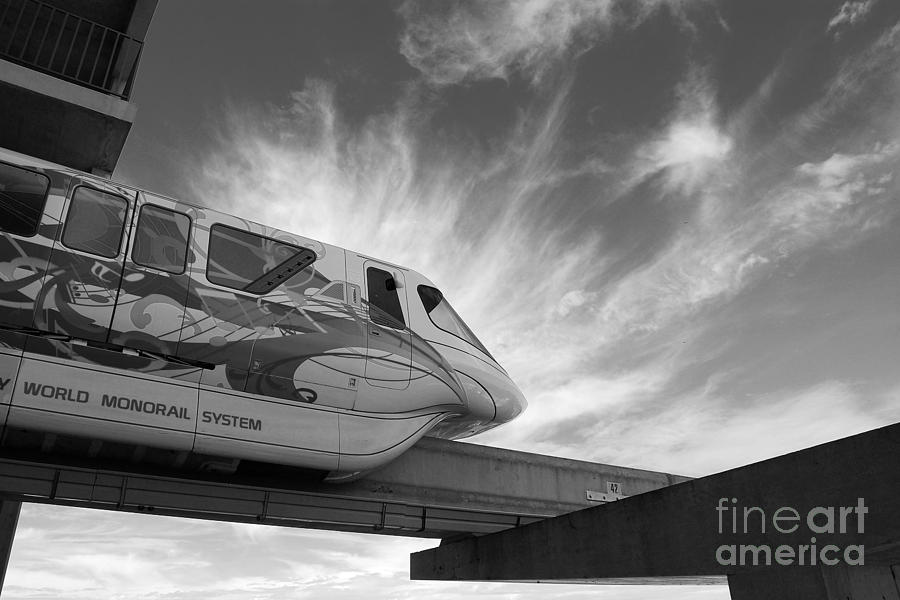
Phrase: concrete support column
[
  {"left": 728, "top": 566, "right": 900, "bottom": 600},
  {"left": 0, "top": 500, "right": 21, "bottom": 592},
  {"left": 821, "top": 566, "right": 900, "bottom": 600}
]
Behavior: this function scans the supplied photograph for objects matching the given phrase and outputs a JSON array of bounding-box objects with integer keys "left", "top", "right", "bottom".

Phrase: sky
[{"left": 6, "top": 0, "right": 900, "bottom": 598}]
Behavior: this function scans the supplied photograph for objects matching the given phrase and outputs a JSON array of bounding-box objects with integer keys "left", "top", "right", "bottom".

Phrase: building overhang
[
  {"left": 0, "top": 58, "right": 137, "bottom": 176},
  {"left": 0, "top": 58, "right": 137, "bottom": 122}
]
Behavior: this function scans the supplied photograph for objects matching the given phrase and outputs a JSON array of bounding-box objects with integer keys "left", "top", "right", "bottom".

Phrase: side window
[
  {"left": 61, "top": 186, "right": 128, "bottom": 258},
  {"left": 132, "top": 204, "right": 191, "bottom": 274},
  {"left": 0, "top": 162, "right": 50, "bottom": 237},
  {"left": 207, "top": 224, "right": 315, "bottom": 294},
  {"left": 367, "top": 267, "right": 405, "bottom": 328}
]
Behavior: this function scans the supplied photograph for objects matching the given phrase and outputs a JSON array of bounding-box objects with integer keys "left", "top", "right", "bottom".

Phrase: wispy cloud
[
  {"left": 627, "top": 68, "right": 733, "bottom": 195},
  {"left": 827, "top": 0, "right": 879, "bottom": 37},
  {"left": 580, "top": 114, "right": 892, "bottom": 361},
  {"left": 397, "top": 0, "right": 709, "bottom": 86},
  {"left": 795, "top": 20, "right": 900, "bottom": 135},
  {"left": 191, "top": 75, "right": 609, "bottom": 377},
  {"left": 567, "top": 380, "right": 899, "bottom": 475},
  {"left": 7, "top": 505, "right": 728, "bottom": 600},
  {"left": 479, "top": 23, "right": 900, "bottom": 459},
  {"left": 397, "top": 0, "right": 616, "bottom": 86},
  {"left": 780, "top": 144, "right": 899, "bottom": 240}
]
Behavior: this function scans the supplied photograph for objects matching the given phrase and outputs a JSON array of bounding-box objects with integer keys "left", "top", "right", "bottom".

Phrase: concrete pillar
[
  {"left": 0, "top": 500, "right": 21, "bottom": 593},
  {"left": 821, "top": 566, "right": 900, "bottom": 600},
  {"left": 728, "top": 569, "right": 826, "bottom": 599},
  {"left": 728, "top": 567, "right": 900, "bottom": 600}
]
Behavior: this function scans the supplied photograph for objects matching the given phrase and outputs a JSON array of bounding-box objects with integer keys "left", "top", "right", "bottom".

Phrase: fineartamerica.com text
[{"left": 715, "top": 497, "right": 867, "bottom": 567}]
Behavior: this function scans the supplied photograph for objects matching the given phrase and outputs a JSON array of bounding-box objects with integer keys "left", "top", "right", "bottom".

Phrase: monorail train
[{"left": 0, "top": 148, "right": 526, "bottom": 480}]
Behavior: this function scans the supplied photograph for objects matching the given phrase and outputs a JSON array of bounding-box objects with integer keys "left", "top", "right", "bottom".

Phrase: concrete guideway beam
[
  {"left": 411, "top": 422, "right": 900, "bottom": 595},
  {"left": 339, "top": 437, "right": 690, "bottom": 517},
  {"left": 0, "top": 437, "right": 688, "bottom": 539}
]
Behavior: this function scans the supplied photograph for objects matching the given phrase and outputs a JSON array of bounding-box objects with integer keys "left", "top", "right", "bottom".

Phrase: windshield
[{"left": 418, "top": 285, "right": 494, "bottom": 359}]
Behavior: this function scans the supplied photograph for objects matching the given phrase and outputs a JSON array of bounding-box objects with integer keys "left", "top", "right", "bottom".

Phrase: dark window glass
[
  {"left": 132, "top": 205, "right": 191, "bottom": 274},
  {"left": 418, "top": 285, "right": 493, "bottom": 358},
  {"left": 367, "top": 267, "right": 405, "bottom": 328},
  {"left": 0, "top": 162, "right": 50, "bottom": 237},
  {"left": 62, "top": 187, "right": 128, "bottom": 258},
  {"left": 207, "top": 224, "right": 313, "bottom": 294}
]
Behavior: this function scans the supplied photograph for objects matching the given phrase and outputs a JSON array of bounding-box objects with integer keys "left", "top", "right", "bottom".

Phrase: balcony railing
[{"left": 0, "top": 0, "right": 143, "bottom": 100}]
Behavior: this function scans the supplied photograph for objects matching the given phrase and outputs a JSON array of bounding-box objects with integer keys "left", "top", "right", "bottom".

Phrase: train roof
[{"left": 0, "top": 146, "right": 416, "bottom": 275}]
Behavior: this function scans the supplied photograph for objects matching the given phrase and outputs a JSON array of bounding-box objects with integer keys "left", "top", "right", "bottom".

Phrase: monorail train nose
[
  {"left": 494, "top": 377, "right": 527, "bottom": 424},
  {"left": 457, "top": 368, "right": 527, "bottom": 424}
]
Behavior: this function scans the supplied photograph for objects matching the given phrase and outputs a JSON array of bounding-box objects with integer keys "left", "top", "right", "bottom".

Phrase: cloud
[
  {"left": 827, "top": 0, "right": 879, "bottom": 37},
  {"left": 8, "top": 506, "right": 447, "bottom": 599},
  {"left": 397, "top": 0, "right": 709, "bottom": 86},
  {"left": 795, "top": 147, "right": 894, "bottom": 188},
  {"left": 8, "top": 505, "right": 728, "bottom": 600},
  {"left": 769, "top": 143, "right": 899, "bottom": 248},
  {"left": 397, "top": 0, "right": 616, "bottom": 86},
  {"left": 576, "top": 141, "right": 896, "bottom": 362},
  {"left": 593, "top": 380, "right": 900, "bottom": 475},
  {"left": 479, "top": 48, "right": 900, "bottom": 458},
  {"left": 191, "top": 75, "right": 612, "bottom": 372},
  {"left": 6, "top": 507, "right": 221, "bottom": 598},
  {"left": 554, "top": 289, "right": 595, "bottom": 318},
  {"left": 794, "top": 20, "right": 900, "bottom": 136},
  {"left": 627, "top": 69, "right": 733, "bottom": 195},
  {"left": 646, "top": 120, "right": 733, "bottom": 186},
  {"left": 198, "top": 80, "right": 450, "bottom": 264},
  {"left": 590, "top": 24, "right": 900, "bottom": 355},
  {"left": 489, "top": 374, "right": 900, "bottom": 477}
]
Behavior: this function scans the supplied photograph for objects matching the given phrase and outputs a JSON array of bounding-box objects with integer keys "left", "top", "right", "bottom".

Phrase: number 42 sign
[{"left": 586, "top": 481, "right": 627, "bottom": 503}]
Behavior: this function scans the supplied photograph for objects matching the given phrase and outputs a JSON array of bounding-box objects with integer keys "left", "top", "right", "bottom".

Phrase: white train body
[{"left": 0, "top": 148, "right": 526, "bottom": 479}]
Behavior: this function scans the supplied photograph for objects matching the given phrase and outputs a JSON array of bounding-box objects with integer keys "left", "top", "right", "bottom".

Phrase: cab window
[
  {"left": 132, "top": 204, "right": 191, "bottom": 274},
  {"left": 418, "top": 285, "right": 493, "bottom": 358},
  {"left": 367, "top": 267, "right": 405, "bottom": 328},
  {"left": 61, "top": 186, "right": 128, "bottom": 258},
  {"left": 0, "top": 162, "right": 50, "bottom": 237}
]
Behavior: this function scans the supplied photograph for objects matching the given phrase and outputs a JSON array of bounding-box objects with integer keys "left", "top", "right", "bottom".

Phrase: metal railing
[{"left": 0, "top": 0, "right": 143, "bottom": 100}]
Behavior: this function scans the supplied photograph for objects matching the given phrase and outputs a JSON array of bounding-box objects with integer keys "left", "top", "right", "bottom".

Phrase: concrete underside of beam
[
  {"left": 411, "top": 422, "right": 900, "bottom": 594},
  {"left": 0, "top": 76, "right": 132, "bottom": 175}
]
